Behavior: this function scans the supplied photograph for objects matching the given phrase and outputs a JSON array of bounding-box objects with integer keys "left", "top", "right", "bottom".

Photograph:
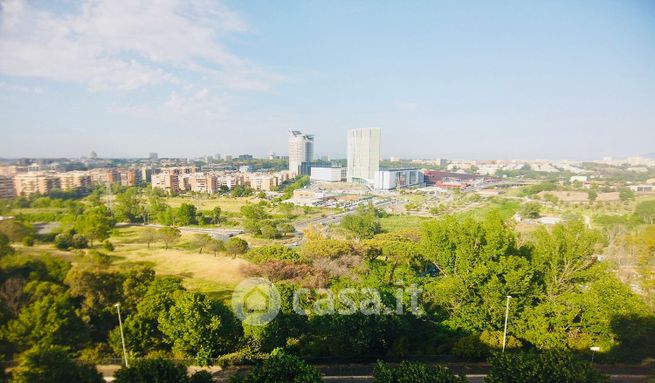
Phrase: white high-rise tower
[
  {"left": 347, "top": 127, "right": 381, "bottom": 184},
  {"left": 288, "top": 129, "right": 314, "bottom": 175}
]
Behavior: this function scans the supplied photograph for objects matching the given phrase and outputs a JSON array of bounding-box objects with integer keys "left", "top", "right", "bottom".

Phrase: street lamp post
[
  {"left": 502, "top": 295, "right": 512, "bottom": 352},
  {"left": 114, "top": 303, "right": 129, "bottom": 368},
  {"left": 590, "top": 346, "right": 600, "bottom": 364}
]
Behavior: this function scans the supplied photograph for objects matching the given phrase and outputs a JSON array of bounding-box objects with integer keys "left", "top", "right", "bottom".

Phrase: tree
[
  {"left": 340, "top": 205, "right": 382, "bottom": 239},
  {"left": 634, "top": 200, "right": 655, "bottom": 224},
  {"left": 114, "top": 188, "right": 144, "bottom": 223},
  {"left": 108, "top": 277, "right": 183, "bottom": 356},
  {"left": 75, "top": 206, "right": 112, "bottom": 247},
  {"left": 373, "top": 361, "right": 467, "bottom": 383},
  {"left": 0, "top": 219, "right": 33, "bottom": 242},
  {"left": 113, "top": 358, "right": 187, "bottom": 383},
  {"left": 485, "top": 351, "right": 608, "bottom": 383},
  {"left": 278, "top": 203, "right": 296, "bottom": 219},
  {"left": 210, "top": 207, "right": 222, "bottom": 224},
  {"left": 588, "top": 189, "right": 598, "bottom": 203},
  {"left": 158, "top": 291, "right": 242, "bottom": 364},
  {"left": 259, "top": 222, "right": 280, "bottom": 239},
  {"left": 176, "top": 203, "right": 198, "bottom": 226},
  {"left": 229, "top": 349, "right": 321, "bottom": 383},
  {"left": 240, "top": 204, "right": 270, "bottom": 220},
  {"left": 158, "top": 227, "right": 181, "bottom": 249},
  {"left": 139, "top": 227, "right": 158, "bottom": 248},
  {"left": 520, "top": 202, "right": 541, "bottom": 219},
  {"left": 11, "top": 345, "right": 103, "bottom": 383},
  {"left": 225, "top": 237, "right": 249, "bottom": 258},
  {"left": 64, "top": 267, "right": 124, "bottom": 340},
  {"left": 0, "top": 233, "right": 14, "bottom": 257},
  {"left": 206, "top": 239, "right": 225, "bottom": 256},
  {"left": 619, "top": 188, "right": 635, "bottom": 202},
  {"left": 278, "top": 223, "right": 296, "bottom": 236},
  {"left": 2, "top": 293, "right": 88, "bottom": 351},
  {"left": 191, "top": 234, "right": 212, "bottom": 254}
]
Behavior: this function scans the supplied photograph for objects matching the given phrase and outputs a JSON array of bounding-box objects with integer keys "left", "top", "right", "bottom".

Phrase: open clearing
[{"left": 109, "top": 226, "right": 249, "bottom": 298}]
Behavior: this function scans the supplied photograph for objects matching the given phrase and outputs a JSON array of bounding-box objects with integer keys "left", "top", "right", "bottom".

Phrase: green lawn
[{"left": 166, "top": 196, "right": 254, "bottom": 213}]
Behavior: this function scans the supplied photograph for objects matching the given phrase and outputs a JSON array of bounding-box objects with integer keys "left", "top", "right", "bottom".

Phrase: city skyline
[{"left": 1, "top": 1, "right": 655, "bottom": 160}]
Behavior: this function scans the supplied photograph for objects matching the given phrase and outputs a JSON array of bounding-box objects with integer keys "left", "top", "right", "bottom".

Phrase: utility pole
[
  {"left": 114, "top": 303, "right": 129, "bottom": 367},
  {"left": 502, "top": 295, "right": 512, "bottom": 352}
]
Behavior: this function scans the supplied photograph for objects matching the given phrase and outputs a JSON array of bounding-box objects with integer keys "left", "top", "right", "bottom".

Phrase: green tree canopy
[
  {"left": 11, "top": 345, "right": 103, "bottom": 383},
  {"left": 225, "top": 237, "right": 249, "bottom": 258},
  {"left": 158, "top": 291, "right": 243, "bottom": 364},
  {"left": 157, "top": 227, "right": 181, "bottom": 249},
  {"left": 176, "top": 203, "right": 198, "bottom": 226}
]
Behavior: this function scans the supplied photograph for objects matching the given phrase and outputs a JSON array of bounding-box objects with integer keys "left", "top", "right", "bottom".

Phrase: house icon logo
[{"left": 231, "top": 277, "right": 281, "bottom": 326}]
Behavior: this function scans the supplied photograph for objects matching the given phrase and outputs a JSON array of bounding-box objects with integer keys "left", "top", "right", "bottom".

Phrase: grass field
[
  {"left": 166, "top": 196, "right": 254, "bottom": 213},
  {"left": 15, "top": 226, "right": 250, "bottom": 300},
  {"left": 109, "top": 226, "right": 248, "bottom": 298},
  {"left": 380, "top": 215, "right": 430, "bottom": 232}
]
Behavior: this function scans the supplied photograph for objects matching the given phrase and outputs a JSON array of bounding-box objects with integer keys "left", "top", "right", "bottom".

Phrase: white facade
[
  {"left": 374, "top": 168, "right": 422, "bottom": 190},
  {"left": 311, "top": 167, "right": 346, "bottom": 182},
  {"left": 288, "top": 129, "right": 314, "bottom": 175},
  {"left": 347, "top": 127, "right": 381, "bottom": 184}
]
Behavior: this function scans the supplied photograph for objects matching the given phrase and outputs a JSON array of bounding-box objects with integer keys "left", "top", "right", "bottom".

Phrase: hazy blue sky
[{"left": 0, "top": 0, "right": 654, "bottom": 159}]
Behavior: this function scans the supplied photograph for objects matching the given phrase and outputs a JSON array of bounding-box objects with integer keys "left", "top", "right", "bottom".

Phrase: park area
[{"left": 13, "top": 225, "right": 250, "bottom": 299}]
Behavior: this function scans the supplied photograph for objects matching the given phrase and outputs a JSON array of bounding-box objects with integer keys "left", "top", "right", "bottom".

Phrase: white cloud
[
  {"left": 113, "top": 88, "right": 228, "bottom": 125},
  {"left": 0, "top": 0, "right": 279, "bottom": 92},
  {"left": 0, "top": 81, "right": 44, "bottom": 94}
]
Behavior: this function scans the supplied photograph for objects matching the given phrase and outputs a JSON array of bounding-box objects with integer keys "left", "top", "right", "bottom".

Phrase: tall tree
[
  {"left": 11, "top": 345, "right": 103, "bottom": 383},
  {"left": 157, "top": 227, "right": 181, "bottom": 249},
  {"left": 225, "top": 237, "right": 249, "bottom": 258},
  {"left": 176, "top": 203, "right": 198, "bottom": 226},
  {"left": 158, "top": 291, "right": 242, "bottom": 364},
  {"left": 114, "top": 188, "right": 144, "bottom": 223},
  {"left": 75, "top": 206, "right": 112, "bottom": 247},
  {"left": 139, "top": 227, "right": 158, "bottom": 249}
]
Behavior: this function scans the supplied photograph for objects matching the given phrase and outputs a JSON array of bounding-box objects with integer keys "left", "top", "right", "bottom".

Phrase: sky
[{"left": 0, "top": 0, "right": 654, "bottom": 160}]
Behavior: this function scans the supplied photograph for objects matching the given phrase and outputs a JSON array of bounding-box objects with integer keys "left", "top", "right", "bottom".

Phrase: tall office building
[
  {"left": 347, "top": 127, "right": 381, "bottom": 184},
  {"left": 288, "top": 129, "right": 314, "bottom": 175}
]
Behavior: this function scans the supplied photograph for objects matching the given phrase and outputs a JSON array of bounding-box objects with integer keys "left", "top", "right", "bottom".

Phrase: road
[
  {"left": 117, "top": 223, "right": 243, "bottom": 240},
  {"left": 292, "top": 199, "right": 403, "bottom": 233},
  {"left": 97, "top": 363, "right": 653, "bottom": 383}
]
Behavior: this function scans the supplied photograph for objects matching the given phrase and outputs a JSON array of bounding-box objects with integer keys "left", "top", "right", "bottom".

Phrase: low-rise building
[
  {"left": 374, "top": 168, "right": 423, "bottom": 190},
  {"left": 311, "top": 167, "right": 346, "bottom": 182}
]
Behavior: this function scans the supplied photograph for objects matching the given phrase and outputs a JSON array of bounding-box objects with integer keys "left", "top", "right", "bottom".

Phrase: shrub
[
  {"left": 229, "top": 349, "right": 321, "bottom": 383},
  {"left": 485, "top": 350, "right": 609, "bottom": 383},
  {"left": 189, "top": 370, "right": 214, "bottom": 383},
  {"left": 451, "top": 334, "right": 488, "bottom": 360},
  {"left": 102, "top": 240, "right": 114, "bottom": 251},
  {"left": 22, "top": 236, "right": 35, "bottom": 247},
  {"left": 373, "top": 360, "right": 467, "bottom": 383},
  {"left": 113, "top": 358, "right": 187, "bottom": 383},
  {"left": 245, "top": 245, "right": 303, "bottom": 264}
]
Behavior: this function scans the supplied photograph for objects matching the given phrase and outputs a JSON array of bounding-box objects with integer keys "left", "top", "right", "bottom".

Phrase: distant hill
[{"left": 644, "top": 152, "right": 655, "bottom": 158}]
